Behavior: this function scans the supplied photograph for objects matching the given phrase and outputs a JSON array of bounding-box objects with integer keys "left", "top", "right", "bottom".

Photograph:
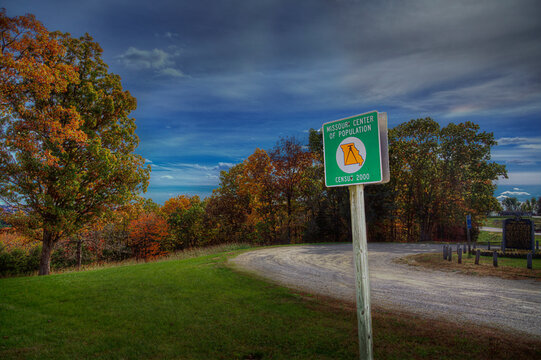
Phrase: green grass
[
  {"left": 476, "top": 230, "right": 541, "bottom": 246},
  {"left": 472, "top": 255, "right": 540, "bottom": 268},
  {"left": 477, "top": 231, "right": 504, "bottom": 245},
  {"left": 1, "top": 246, "right": 540, "bottom": 359},
  {"left": 483, "top": 216, "right": 541, "bottom": 228},
  {"left": 1, "top": 248, "right": 359, "bottom": 359}
]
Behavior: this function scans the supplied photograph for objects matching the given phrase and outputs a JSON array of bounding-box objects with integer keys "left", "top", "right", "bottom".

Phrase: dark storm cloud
[
  {"left": 102, "top": 0, "right": 541, "bottom": 118},
  {"left": 8, "top": 0, "right": 540, "bottom": 116}
]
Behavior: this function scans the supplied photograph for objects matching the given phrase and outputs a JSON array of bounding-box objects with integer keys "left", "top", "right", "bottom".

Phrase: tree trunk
[
  {"left": 420, "top": 220, "right": 433, "bottom": 242},
  {"left": 287, "top": 194, "right": 292, "bottom": 244},
  {"left": 39, "top": 230, "right": 55, "bottom": 275},
  {"left": 76, "top": 237, "right": 82, "bottom": 270}
]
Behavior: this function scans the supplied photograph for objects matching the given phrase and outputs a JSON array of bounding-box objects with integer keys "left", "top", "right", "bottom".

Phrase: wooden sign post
[
  {"left": 350, "top": 184, "right": 373, "bottom": 359},
  {"left": 322, "top": 111, "right": 389, "bottom": 359}
]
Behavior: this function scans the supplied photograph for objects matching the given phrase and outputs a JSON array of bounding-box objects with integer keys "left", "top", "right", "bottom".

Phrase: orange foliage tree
[
  {"left": 0, "top": 12, "right": 150, "bottom": 274},
  {"left": 240, "top": 148, "right": 281, "bottom": 243},
  {"left": 161, "top": 195, "right": 191, "bottom": 218},
  {"left": 127, "top": 212, "right": 168, "bottom": 261},
  {"left": 270, "top": 137, "right": 314, "bottom": 243}
]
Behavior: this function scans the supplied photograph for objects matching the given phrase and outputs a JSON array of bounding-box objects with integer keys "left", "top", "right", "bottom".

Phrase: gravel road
[{"left": 230, "top": 243, "right": 541, "bottom": 338}]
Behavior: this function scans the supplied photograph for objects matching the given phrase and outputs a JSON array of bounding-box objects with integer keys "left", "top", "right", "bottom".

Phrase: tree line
[
  {"left": 501, "top": 197, "right": 541, "bottom": 215},
  {"left": 0, "top": 116, "right": 507, "bottom": 276},
  {"left": 206, "top": 118, "right": 507, "bottom": 246}
]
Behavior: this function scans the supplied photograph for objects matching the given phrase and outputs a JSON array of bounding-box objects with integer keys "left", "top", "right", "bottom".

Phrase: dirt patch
[{"left": 397, "top": 253, "right": 541, "bottom": 281}]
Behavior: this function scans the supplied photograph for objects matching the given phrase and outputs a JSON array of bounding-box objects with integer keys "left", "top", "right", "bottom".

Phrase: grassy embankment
[{"left": 1, "top": 245, "right": 540, "bottom": 359}]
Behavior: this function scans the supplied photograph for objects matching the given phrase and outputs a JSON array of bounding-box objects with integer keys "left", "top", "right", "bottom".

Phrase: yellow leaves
[
  {"left": 1, "top": 10, "right": 86, "bottom": 168},
  {"left": 161, "top": 195, "right": 192, "bottom": 217}
]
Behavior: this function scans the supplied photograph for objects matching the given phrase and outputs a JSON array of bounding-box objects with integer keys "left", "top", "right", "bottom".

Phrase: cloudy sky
[{"left": 5, "top": 0, "right": 541, "bottom": 203}]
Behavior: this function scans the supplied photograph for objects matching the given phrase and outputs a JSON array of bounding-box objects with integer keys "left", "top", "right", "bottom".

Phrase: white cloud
[
  {"left": 218, "top": 162, "right": 235, "bottom": 169},
  {"left": 496, "top": 137, "right": 530, "bottom": 145},
  {"left": 117, "top": 47, "right": 183, "bottom": 78},
  {"left": 499, "top": 190, "right": 530, "bottom": 196},
  {"left": 520, "top": 144, "right": 541, "bottom": 150},
  {"left": 118, "top": 47, "right": 173, "bottom": 69},
  {"left": 148, "top": 161, "right": 237, "bottom": 190},
  {"left": 159, "top": 68, "right": 184, "bottom": 78}
]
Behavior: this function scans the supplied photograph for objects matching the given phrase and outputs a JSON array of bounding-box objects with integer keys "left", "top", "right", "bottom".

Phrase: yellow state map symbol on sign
[{"left": 340, "top": 143, "right": 364, "bottom": 166}]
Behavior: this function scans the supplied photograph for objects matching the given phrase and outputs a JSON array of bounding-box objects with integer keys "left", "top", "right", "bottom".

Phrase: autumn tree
[
  {"left": 167, "top": 196, "right": 206, "bottom": 250},
  {"left": 270, "top": 137, "right": 314, "bottom": 243},
  {"left": 240, "top": 148, "right": 281, "bottom": 243},
  {"left": 390, "top": 119, "right": 443, "bottom": 241},
  {"left": 127, "top": 212, "right": 168, "bottom": 260},
  {"left": 373, "top": 118, "right": 505, "bottom": 242},
  {"left": 161, "top": 195, "right": 191, "bottom": 218},
  {"left": 306, "top": 129, "right": 351, "bottom": 242},
  {"left": 306, "top": 119, "right": 505, "bottom": 243},
  {"left": 0, "top": 12, "right": 150, "bottom": 274},
  {"left": 206, "top": 164, "right": 252, "bottom": 244},
  {"left": 438, "top": 121, "right": 505, "bottom": 234}
]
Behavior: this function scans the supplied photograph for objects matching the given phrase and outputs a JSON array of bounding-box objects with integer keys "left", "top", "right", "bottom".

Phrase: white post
[{"left": 349, "top": 184, "right": 373, "bottom": 360}]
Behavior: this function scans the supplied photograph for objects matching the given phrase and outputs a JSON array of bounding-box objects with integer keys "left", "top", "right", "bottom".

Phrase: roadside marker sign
[
  {"left": 322, "top": 111, "right": 389, "bottom": 187},
  {"left": 322, "top": 111, "right": 390, "bottom": 360}
]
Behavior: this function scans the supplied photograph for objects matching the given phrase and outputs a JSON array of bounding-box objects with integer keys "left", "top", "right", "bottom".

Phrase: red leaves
[{"left": 127, "top": 212, "right": 168, "bottom": 261}]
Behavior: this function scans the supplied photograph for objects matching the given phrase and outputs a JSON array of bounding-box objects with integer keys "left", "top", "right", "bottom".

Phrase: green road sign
[{"left": 322, "top": 111, "right": 389, "bottom": 187}]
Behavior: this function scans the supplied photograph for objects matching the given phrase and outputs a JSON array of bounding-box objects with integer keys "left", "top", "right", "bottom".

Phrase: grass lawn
[
  {"left": 477, "top": 231, "right": 504, "bottom": 245},
  {"left": 476, "top": 230, "right": 541, "bottom": 246},
  {"left": 399, "top": 252, "right": 541, "bottom": 280},
  {"left": 483, "top": 216, "right": 541, "bottom": 228},
  {"left": 1, "top": 246, "right": 540, "bottom": 359}
]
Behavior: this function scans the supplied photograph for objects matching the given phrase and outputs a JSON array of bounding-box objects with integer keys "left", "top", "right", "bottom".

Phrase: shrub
[{"left": 0, "top": 244, "right": 41, "bottom": 276}]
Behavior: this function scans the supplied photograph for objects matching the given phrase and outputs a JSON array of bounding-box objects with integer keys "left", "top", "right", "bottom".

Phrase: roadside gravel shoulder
[{"left": 229, "top": 243, "right": 541, "bottom": 338}]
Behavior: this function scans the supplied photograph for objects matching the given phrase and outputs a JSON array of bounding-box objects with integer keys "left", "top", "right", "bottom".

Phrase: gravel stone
[{"left": 230, "top": 243, "right": 541, "bottom": 338}]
